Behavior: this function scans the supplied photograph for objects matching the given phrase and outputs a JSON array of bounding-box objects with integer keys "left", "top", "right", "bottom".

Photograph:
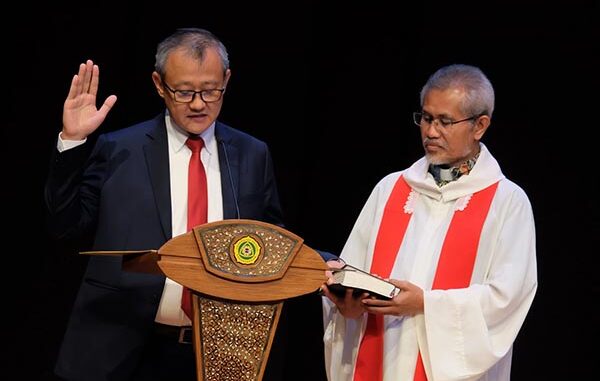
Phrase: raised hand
[{"left": 61, "top": 60, "right": 117, "bottom": 140}]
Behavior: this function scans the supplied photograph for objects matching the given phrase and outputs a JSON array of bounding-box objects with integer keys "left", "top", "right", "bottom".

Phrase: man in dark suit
[{"left": 45, "top": 28, "right": 288, "bottom": 381}]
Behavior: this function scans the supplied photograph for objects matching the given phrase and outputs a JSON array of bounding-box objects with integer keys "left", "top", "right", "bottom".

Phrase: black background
[{"left": 4, "top": 1, "right": 598, "bottom": 380}]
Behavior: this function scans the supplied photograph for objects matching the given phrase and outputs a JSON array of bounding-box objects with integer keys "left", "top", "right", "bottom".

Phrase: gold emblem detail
[{"left": 233, "top": 235, "right": 261, "bottom": 265}]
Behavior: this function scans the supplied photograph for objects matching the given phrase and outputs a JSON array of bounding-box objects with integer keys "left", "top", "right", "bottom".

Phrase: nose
[
  {"left": 425, "top": 119, "right": 442, "bottom": 137},
  {"left": 189, "top": 93, "right": 207, "bottom": 109}
]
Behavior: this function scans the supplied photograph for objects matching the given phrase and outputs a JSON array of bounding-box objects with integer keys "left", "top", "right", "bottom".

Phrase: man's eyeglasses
[
  {"left": 162, "top": 80, "right": 225, "bottom": 103},
  {"left": 413, "top": 111, "right": 482, "bottom": 129}
]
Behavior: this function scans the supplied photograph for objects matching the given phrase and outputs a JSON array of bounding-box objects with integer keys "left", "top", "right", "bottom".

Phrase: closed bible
[{"left": 329, "top": 264, "right": 399, "bottom": 299}]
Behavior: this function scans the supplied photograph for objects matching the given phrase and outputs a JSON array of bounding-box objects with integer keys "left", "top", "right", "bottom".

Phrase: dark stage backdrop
[{"left": 3, "top": 1, "right": 597, "bottom": 380}]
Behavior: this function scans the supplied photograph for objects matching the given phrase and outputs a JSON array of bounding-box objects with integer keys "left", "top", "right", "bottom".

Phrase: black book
[{"left": 328, "top": 264, "right": 399, "bottom": 300}]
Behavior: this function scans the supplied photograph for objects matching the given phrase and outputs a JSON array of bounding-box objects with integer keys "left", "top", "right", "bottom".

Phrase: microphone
[{"left": 217, "top": 137, "right": 241, "bottom": 219}]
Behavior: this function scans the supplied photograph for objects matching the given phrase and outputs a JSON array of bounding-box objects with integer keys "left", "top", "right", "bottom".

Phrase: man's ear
[
  {"left": 223, "top": 69, "right": 231, "bottom": 89},
  {"left": 151, "top": 72, "right": 165, "bottom": 98},
  {"left": 474, "top": 115, "right": 491, "bottom": 141}
]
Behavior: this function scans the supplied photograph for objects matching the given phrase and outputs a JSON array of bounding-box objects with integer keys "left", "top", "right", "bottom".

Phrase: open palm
[{"left": 62, "top": 60, "right": 117, "bottom": 140}]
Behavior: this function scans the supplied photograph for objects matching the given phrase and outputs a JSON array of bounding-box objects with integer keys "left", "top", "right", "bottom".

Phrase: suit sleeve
[{"left": 44, "top": 135, "right": 108, "bottom": 242}]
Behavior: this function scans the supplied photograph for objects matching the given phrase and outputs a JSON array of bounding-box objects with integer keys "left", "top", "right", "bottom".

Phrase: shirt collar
[{"left": 165, "top": 111, "right": 216, "bottom": 155}]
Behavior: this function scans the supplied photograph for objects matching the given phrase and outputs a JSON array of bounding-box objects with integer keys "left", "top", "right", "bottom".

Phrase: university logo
[{"left": 233, "top": 235, "right": 261, "bottom": 265}]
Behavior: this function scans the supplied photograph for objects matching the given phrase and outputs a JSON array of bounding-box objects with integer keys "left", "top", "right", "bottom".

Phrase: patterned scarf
[{"left": 428, "top": 152, "right": 480, "bottom": 187}]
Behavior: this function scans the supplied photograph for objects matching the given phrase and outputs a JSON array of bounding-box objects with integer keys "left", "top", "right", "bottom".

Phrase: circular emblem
[{"left": 233, "top": 235, "right": 262, "bottom": 265}]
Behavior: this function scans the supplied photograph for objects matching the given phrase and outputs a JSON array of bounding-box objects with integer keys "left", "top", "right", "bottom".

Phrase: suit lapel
[
  {"left": 215, "top": 122, "right": 240, "bottom": 219},
  {"left": 143, "top": 116, "right": 172, "bottom": 239}
]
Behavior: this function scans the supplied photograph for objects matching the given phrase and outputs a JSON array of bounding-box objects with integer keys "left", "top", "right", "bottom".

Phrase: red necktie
[{"left": 182, "top": 136, "right": 207, "bottom": 319}]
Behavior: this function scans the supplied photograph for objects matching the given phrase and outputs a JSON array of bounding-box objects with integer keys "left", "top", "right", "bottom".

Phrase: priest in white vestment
[{"left": 321, "top": 64, "right": 537, "bottom": 381}]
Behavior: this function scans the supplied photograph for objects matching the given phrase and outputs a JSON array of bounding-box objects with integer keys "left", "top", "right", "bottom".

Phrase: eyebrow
[{"left": 423, "top": 110, "right": 453, "bottom": 119}]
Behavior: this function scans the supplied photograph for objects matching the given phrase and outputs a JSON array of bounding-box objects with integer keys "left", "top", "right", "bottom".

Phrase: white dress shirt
[{"left": 155, "top": 114, "right": 223, "bottom": 326}]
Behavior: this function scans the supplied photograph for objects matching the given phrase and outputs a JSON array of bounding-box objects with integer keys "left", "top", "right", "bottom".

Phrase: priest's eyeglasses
[
  {"left": 413, "top": 111, "right": 482, "bottom": 129},
  {"left": 162, "top": 81, "right": 225, "bottom": 103}
]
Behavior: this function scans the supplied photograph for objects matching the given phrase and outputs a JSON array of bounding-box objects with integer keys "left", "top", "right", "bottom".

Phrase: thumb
[{"left": 98, "top": 95, "right": 117, "bottom": 118}]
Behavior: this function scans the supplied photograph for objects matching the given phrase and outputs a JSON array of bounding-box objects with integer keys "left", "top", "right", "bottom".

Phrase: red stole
[{"left": 353, "top": 176, "right": 499, "bottom": 381}]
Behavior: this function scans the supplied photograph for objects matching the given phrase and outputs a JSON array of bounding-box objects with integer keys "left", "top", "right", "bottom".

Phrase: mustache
[{"left": 423, "top": 137, "right": 445, "bottom": 149}]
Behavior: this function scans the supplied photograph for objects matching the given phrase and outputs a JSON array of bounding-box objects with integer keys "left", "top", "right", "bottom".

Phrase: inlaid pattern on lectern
[
  {"left": 199, "top": 297, "right": 277, "bottom": 381},
  {"left": 199, "top": 223, "right": 297, "bottom": 276}
]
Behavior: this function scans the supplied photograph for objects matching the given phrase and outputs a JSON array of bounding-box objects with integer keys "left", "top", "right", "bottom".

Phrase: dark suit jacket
[{"left": 45, "top": 114, "right": 285, "bottom": 380}]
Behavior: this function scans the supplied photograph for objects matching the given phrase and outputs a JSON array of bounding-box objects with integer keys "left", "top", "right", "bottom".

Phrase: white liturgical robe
[{"left": 323, "top": 143, "right": 537, "bottom": 381}]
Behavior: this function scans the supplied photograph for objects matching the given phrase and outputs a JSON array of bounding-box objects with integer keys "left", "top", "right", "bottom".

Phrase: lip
[{"left": 187, "top": 114, "right": 207, "bottom": 121}]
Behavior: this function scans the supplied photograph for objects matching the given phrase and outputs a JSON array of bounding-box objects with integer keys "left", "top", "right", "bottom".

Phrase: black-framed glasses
[
  {"left": 162, "top": 80, "right": 225, "bottom": 103},
  {"left": 413, "top": 111, "right": 482, "bottom": 129}
]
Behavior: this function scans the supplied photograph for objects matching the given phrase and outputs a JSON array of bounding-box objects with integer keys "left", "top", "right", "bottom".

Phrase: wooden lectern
[{"left": 85, "top": 219, "right": 327, "bottom": 381}]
